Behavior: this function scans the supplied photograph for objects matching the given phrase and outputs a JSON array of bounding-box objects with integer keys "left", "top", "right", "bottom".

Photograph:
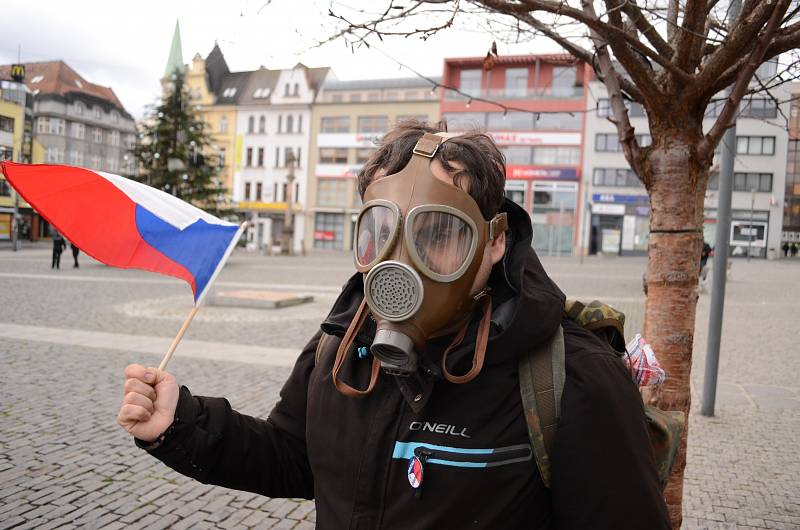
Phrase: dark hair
[{"left": 357, "top": 120, "right": 506, "bottom": 220}]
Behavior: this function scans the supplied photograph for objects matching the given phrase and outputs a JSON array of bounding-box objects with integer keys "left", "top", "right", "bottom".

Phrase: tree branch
[
  {"left": 673, "top": 0, "right": 710, "bottom": 73},
  {"left": 666, "top": 0, "right": 679, "bottom": 42},
  {"left": 696, "top": 0, "right": 785, "bottom": 89},
  {"left": 620, "top": 0, "right": 673, "bottom": 59},
  {"left": 582, "top": 0, "right": 645, "bottom": 180},
  {"left": 700, "top": 0, "right": 790, "bottom": 159}
]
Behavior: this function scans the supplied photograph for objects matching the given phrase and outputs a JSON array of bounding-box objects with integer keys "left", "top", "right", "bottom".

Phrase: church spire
[{"left": 163, "top": 19, "right": 185, "bottom": 78}]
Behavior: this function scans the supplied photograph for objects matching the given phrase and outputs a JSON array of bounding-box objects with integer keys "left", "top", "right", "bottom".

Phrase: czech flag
[{"left": 1, "top": 162, "right": 244, "bottom": 306}]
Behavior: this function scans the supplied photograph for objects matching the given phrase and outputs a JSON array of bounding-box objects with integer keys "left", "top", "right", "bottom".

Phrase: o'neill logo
[{"left": 409, "top": 421, "right": 471, "bottom": 438}]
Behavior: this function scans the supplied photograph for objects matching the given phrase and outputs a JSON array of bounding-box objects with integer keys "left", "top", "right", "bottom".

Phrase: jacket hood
[{"left": 321, "top": 198, "right": 565, "bottom": 368}]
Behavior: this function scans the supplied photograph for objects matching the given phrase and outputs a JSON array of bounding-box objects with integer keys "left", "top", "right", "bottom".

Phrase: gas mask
[{"left": 332, "top": 133, "right": 507, "bottom": 397}]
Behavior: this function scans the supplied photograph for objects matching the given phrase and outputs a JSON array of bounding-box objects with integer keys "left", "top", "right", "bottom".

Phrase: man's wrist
[{"left": 135, "top": 421, "right": 177, "bottom": 451}]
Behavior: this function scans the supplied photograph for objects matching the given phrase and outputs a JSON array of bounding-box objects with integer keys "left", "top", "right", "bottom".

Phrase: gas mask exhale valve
[{"left": 332, "top": 133, "right": 507, "bottom": 395}]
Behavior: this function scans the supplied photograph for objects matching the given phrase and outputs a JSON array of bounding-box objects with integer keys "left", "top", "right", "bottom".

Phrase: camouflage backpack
[{"left": 519, "top": 299, "right": 685, "bottom": 490}]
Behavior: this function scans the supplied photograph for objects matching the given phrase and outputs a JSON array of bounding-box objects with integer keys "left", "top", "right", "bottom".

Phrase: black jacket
[{"left": 140, "top": 199, "right": 670, "bottom": 529}]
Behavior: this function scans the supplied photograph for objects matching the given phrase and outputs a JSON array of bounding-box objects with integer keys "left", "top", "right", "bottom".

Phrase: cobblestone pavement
[{"left": 1, "top": 248, "right": 798, "bottom": 529}]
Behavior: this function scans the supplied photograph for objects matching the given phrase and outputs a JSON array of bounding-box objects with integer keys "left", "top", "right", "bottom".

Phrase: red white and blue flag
[{"left": 1, "top": 162, "right": 244, "bottom": 306}]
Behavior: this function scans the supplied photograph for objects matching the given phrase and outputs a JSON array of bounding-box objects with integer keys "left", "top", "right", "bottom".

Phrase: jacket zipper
[{"left": 407, "top": 444, "right": 532, "bottom": 498}]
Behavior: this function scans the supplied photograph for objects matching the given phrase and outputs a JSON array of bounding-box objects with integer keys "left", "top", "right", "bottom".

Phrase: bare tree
[{"left": 315, "top": 0, "right": 800, "bottom": 526}]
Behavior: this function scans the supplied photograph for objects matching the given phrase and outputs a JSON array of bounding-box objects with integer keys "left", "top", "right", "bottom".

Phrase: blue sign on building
[{"left": 592, "top": 193, "right": 649, "bottom": 205}]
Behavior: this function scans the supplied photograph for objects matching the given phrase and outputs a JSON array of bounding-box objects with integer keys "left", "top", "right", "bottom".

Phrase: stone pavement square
[{"left": 1, "top": 248, "right": 798, "bottom": 529}]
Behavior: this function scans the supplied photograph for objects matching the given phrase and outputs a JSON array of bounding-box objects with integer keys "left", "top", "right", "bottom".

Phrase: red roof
[{"left": 0, "top": 60, "right": 126, "bottom": 111}]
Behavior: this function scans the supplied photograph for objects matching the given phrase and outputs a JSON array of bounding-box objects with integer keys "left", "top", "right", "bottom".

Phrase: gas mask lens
[
  {"left": 356, "top": 202, "right": 399, "bottom": 268},
  {"left": 407, "top": 208, "right": 477, "bottom": 280}
]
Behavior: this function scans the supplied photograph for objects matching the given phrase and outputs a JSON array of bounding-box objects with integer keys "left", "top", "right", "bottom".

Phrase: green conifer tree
[{"left": 131, "top": 71, "right": 227, "bottom": 214}]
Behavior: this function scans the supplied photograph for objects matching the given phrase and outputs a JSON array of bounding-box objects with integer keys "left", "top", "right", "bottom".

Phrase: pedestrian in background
[
  {"left": 51, "top": 232, "right": 66, "bottom": 269},
  {"left": 792, "top": 243, "right": 799, "bottom": 258},
  {"left": 699, "top": 240, "right": 712, "bottom": 293},
  {"left": 783, "top": 241, "right": 790, "bottom": 257},
  {"left": 71, "top": 242, "right": 80, "bottom": 268}
]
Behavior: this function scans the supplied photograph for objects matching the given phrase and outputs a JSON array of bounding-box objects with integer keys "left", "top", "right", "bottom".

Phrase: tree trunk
[{"left": 642, "top": 126, "right": 709, "bottom": 529}]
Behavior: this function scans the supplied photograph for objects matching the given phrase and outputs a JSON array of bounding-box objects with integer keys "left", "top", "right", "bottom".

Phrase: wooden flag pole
[{"left": 158, "top": 305, "right": 200, "bottom": 371}]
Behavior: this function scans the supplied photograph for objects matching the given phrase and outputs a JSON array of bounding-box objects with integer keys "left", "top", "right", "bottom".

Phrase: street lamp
[{"left": 281, "top": 151, "right": 296, "bottom": 256}]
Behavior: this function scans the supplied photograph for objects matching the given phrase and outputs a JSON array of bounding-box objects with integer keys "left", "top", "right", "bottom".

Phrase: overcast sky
[{"left": 0, "top": 0, "right": 560, "bottom": 118}]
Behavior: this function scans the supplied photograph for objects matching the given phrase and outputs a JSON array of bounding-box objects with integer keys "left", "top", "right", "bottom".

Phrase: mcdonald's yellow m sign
[{"left": 10, "top": 64, "right": 25, "bottom": 81}]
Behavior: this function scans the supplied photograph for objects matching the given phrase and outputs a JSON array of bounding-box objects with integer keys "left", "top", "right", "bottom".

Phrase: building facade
[
  {"left": 306, "top": 77, "right": 440, "bottom": 251},
  {"left": 782, "top": 83, "right": 800, "bottom": 248},
  {"left": 441, "top": 54, "right": 590, "bottom": 256},
  {"left": 582, "top": 68, "right": 790, "bottom": 259}
]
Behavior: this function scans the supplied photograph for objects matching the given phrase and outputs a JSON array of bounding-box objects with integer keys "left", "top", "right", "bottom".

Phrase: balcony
[{"left": 444, "top": 86, "right": 584, "bottom": 101}]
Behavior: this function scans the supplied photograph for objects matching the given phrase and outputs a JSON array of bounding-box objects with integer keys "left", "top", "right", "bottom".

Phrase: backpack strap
[{"left": 519, "top": 325, "right": 566, "bottom": 489}]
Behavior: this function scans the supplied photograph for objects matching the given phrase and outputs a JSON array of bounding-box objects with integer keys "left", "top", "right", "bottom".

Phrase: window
[
  {"left": 396, "top": 115, "right": 427, "bottom": 125},
  {"left": 111, "top": 111, "right": 119, "bottom": 124},
  {"left": 313, "top": 212, "right": 345, "bottom": 249},
  {"left": 357, "top": 115, "right": 389, "bottom": 133},
  {"left": 459, "top": 69, "right": 482, "bottom": 97},
  {"left": 441, "top": 112, "right": 487, "bottom": 130},
  {"left": 367, "top": 92, "right": 380, "bottom": 102},
  {"left": 287, "top": 115, "right": 294, "bottom": 133},
  {"left": 356, "top": 148, "right": 373, "bottom": 164},
  {"left": 597, "top": 99, "right": 645, "bottom": 118},
  {"left": 741, "top": 98, "right": 778, "bottom": 119},
  {"left": 275, "top": 147, "right": 280, "bottom": 167},
  {"left": 256, "top": 182, "right": 263, "bottom": 201},
  {"left": 736, "top": 136, "right": 775, "bottom": 155},
  {"left": 90, "top": 155, "right": 101, "bottom": 169},
  {"left": 74, "top": 102, "right": 84, "bottom": 115},
  {"left": 109, "top": 130, "right": 120, "bottom": 147},
  {"left": 37, "top": 117, "right": 49, "bottom": 134},
  {"left": 222, "top": 87, "right": 237, "bottom": 98},
  {"left": 68, "top": 151, "right": 84, "bottom": 166},
  {"left": 258, "top": 115, "right": 266, "bottom": 133},
  {"left": 505, "top": 68, "right": 528, "bottom": 97},
  {"left": 92, "top": 128, "right": 103, "bottom": 143},
  {"left": 755, "top": 58, "right": 778, "bottom": 81},
  {"left": 284, "top": 83, "right": 290, "bottom": 96},
  {"left": 298, "top": 115, "right": 303, "bottom": 133},
  {"left": 71, "top": 122, "right": 85, "bottom": 139},
  {"left": 487, "top": 112, "right": 534, "bottom": 131},
  {"left": 253, "top": 87, "right": 271, "bottom": 98},
  {"left": 317, "top": 179, "right": 349, "bottom": 207},
  {"left": 0, "top": 116, "right": 13, "bottom": 132},
  {"left": 385, "top": 92, "right": 399, "bottom": 102},
  {"left": 321, "top": 117, "right": 350, "bottom": 133},
  {"left": 218, "top": 148, "right": 226, "bottom": 168},
  {"left": 296, "top": 147, "right": 302, "bottom": 167},
  {"left": 531, "top": 146, "right": 581, "bottom": 165},
  {"left": 293, "top": 83, "right": 300, "bottom": 96},
  {"left": 45, "top": 147, "right": 64, "bottom": 163},
  {"left": 319, "top": 148, "right": 348, "bottom": 164},
  {"left": 349, "top": 93, "right": 362, "bottom": 103},
  {"left": 284, "top": 147, "right": 295, "bottom": 167},
  {"left": 592, "top": 168, "right": 642, "bottom": 187},
  {"left": 533, "top": 112, "right": 583, "bottom": 130},
  {"left": 273, "top": 182, "right": 278, "bottom": 201},
  {"left": 94, "top": 106, "right": 101, "bottom": 119},
  {"left": 219, "top": 116, "right": 228, "bottom": 133},
  {"left": 48, "top": 118, "right": 65, "bottom": 135},
  {"left": 125, "top": 134, "right": 135, "bottom": 148},
  {"left": 551, "top": 66, "right": 577, "bottom": 96},
  {"left": 248, "top": 116, "right": 255, "bottom": 133},
  {"left": 595, "top": 133, "right": 651, "bottom": 152},
  {"left": 244, "top": 182, "right": 251, "bottom": 200},
  {"left": 193, "top": 88, "right": 201, "bottom": 99},
  {"left": 107, "top": 157, "right": 118, "bottom": 172},
  {"left": 403, "top": 91, "right": 418, "bottom": 101},
  {"left": 708, "top": 172, "right": 773, "bottom": 192},
  {"left": 331, "top": 94, "right": 344, "bottom": 103},
  {"left": 277, "top": 115, "right": 282, "bottom": 133},
  {"left": 246, "top": 147, "right": 253, "bottom": 167},
  {"left": 501, "top": 146, "right": 532, "bottom": 165},
  {"left": 257, "top": 147, "right": 264, "bottom": 167}
]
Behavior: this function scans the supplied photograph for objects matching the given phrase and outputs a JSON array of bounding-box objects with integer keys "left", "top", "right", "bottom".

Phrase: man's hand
[{"left": 117, "top": 364, "right": 179, "bottom": 443}]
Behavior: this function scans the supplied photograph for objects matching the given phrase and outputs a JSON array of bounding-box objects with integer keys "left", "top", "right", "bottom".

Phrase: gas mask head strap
[{"left": 413, "top": 132, "right": 509, "bottom": 241}]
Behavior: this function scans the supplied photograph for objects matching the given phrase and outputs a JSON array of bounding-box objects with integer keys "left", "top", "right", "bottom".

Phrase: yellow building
[
  {"left": 306, "top": 78, "right": 440, "bottom": 251},
  {"left": 184, "top": 48, "right": 241, "bottom": 202}
]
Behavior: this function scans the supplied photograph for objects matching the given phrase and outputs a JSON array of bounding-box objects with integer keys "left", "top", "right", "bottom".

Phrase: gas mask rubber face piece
[{"left": 349, "top": 132, "right": 507, "bottom": 379}]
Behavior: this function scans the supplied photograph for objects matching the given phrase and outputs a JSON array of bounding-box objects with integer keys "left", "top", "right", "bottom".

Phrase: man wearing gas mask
[{"left": 118, "top": 122, "right": 670, "bottom": 529}]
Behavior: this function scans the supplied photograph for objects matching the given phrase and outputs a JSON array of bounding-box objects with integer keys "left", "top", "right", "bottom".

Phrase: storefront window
[
  {"left": 317, "top": 179, "right": 349, "bottom": 207},
  {"left": 314, "top": 212, "right": 345, "bottom": 250},
  {"left": 531, "top": 181, "right": 577, "bottom": 256}
]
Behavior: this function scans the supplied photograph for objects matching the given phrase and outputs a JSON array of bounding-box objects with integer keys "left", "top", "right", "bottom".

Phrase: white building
[
  {"left": 581, "top": 65, "right": 789, "bottom": 259},
  {"left": 233, "top": 64, "right": 332, "bottom": 253}
]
